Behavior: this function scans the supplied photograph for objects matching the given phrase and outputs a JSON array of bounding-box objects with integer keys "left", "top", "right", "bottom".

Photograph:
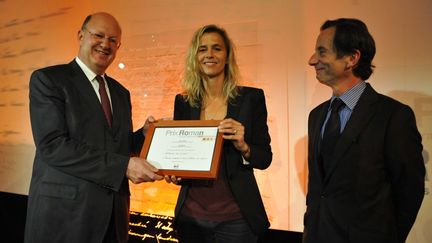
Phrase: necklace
[{"left": 201, "top": 97, "right": 227, "bottom": 120}]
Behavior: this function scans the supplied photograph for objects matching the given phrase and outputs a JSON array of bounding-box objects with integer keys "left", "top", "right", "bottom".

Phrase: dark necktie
[
  {"left": 96, "top": 75, "right": 112, "bottom": 128},
  {"left": 320, "top": 98, "right": 344, "bottom": 174}
]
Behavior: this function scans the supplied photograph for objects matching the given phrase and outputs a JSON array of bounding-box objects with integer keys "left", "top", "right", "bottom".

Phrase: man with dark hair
[
  {"left": 304, "top": 18, "right": 425, "bottom": 243},
  {"left": 24, "top": 12, "right": 163, "bottom": 243}
]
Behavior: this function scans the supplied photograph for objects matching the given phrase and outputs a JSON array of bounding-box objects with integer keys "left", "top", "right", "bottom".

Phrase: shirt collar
[
  {"left": 331, "top": 81, "right": 367, "bottom": 110},
  {"left": 75, "top": 57, "right": 105, "bottom": 82}
]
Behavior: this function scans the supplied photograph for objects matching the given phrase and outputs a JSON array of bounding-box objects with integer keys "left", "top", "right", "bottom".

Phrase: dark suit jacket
[
  {"left": 304, "top": 83, "right": 425, "bottom": 243},
  {"left": 25, "top": 60, "right": 143, "bottom": 243},
  {"left": 173, "top": 86, "right": 272, "bottom": 235}
]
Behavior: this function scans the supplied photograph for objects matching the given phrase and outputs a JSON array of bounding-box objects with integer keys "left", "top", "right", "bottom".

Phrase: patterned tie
[
  {"left": 321, "top": 98, "right": 344, "bottom": 174},
  {"left": 96, "top": 75, "right": 112, "bottom": 128}
]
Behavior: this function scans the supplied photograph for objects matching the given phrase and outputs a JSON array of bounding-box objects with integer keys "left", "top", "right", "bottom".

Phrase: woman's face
[{"left": 197, "top": 32, "right": 227, "bottom": 80}]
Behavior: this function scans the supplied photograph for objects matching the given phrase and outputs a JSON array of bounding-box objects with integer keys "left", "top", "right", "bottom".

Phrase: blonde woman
[{"left": 166, "top": 24, "right": 272, "bottom": 243}]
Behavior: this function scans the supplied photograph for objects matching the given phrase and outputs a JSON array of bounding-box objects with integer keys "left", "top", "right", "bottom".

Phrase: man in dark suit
[
  {"left": 303, "top": 18, "right": 425, "bottom": 243},
  {"left": 25, "top": 12, "right": 163, "bottom": 243}
]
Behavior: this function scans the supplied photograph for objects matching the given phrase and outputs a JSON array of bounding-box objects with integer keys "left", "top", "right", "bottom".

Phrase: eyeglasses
[{"left": 83, "top": 28, "right": 120, "bottom": 47}]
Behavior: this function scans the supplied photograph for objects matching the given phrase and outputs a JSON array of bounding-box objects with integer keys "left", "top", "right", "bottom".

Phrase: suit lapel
[
  {"left": 224, "top": 91, "right": 244, "bottom": 178},
  {"left": 69, "top": 60, "right": 113, "bottom": 131},
  {"left": 323, "top": 84, "right": 380, "bottom": 184},
  {"left": 311, "top": 102, "right": 330, "bottom": 182},
  {"left": 226, "top": 91, "right": 242, "bottom": 120},
  {"left": 106, "top": 75, "right": 122, "bottom": 134}
]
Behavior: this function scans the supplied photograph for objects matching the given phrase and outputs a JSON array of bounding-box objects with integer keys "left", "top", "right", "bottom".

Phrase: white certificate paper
[
  {"left": 147, "top": 127, "right": 218, "bottom": 171},
  {"left": 140, "top": 120, "right": 223, "bottom": 178}
]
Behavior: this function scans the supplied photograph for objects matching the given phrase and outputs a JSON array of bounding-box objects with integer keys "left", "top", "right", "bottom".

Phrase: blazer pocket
[{"left": 40, "top": 182, "right": 78, "bottom": 200}]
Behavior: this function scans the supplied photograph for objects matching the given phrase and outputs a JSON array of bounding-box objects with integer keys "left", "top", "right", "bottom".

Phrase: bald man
[{"left": 25, "top": 12, "right": 163, "bottom": 243}]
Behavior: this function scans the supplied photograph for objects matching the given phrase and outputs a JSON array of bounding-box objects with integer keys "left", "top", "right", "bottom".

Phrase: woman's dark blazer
[{"left": 173, "top": 86, "right": 272, "bottom": 235}]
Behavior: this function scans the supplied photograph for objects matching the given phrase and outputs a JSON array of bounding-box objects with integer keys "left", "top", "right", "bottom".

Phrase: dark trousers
[
  {"left": 103, "top": 210, "right": 119, "bottom": 243},
  {"left": 176, "top": 215, "right": 257, "bottom": 243}
]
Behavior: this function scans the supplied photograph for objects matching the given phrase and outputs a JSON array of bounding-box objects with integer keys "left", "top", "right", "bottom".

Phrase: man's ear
[
  {"left": 346, "top": 50, "right": 361, "bottom": 69},
  {"left": 78, "top": 30, "right": 84, "bottom": 41}
]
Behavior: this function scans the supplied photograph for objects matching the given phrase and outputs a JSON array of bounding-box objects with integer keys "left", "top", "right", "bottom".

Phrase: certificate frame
[{"left": 140, "top": 120, "right": 223, "bottom": 179}]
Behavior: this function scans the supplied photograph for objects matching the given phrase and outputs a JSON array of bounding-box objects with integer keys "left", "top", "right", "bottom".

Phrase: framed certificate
[{"left": 140, "top": 120, "right": 224, "bottom": 179}]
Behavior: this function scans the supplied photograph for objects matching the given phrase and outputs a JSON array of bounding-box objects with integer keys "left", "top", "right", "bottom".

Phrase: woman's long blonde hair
[{"left": 182, "top": 24, "right": 240, "bottom": 107}]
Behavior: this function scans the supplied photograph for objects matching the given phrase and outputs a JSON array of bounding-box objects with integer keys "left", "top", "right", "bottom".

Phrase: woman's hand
[{"left": 218, "top": 118, "right": 250, "bottom": 158}]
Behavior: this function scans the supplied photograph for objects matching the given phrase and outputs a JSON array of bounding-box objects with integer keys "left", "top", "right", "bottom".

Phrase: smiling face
[
  {"left": 77, "top": 13, "right": 121, "bottom": 75},
  {"left": 197, "top": 32, "right": 228, "bottom": 81},
  {"left": 308, "top": 27, "right": 350, "bottom": 88}
]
